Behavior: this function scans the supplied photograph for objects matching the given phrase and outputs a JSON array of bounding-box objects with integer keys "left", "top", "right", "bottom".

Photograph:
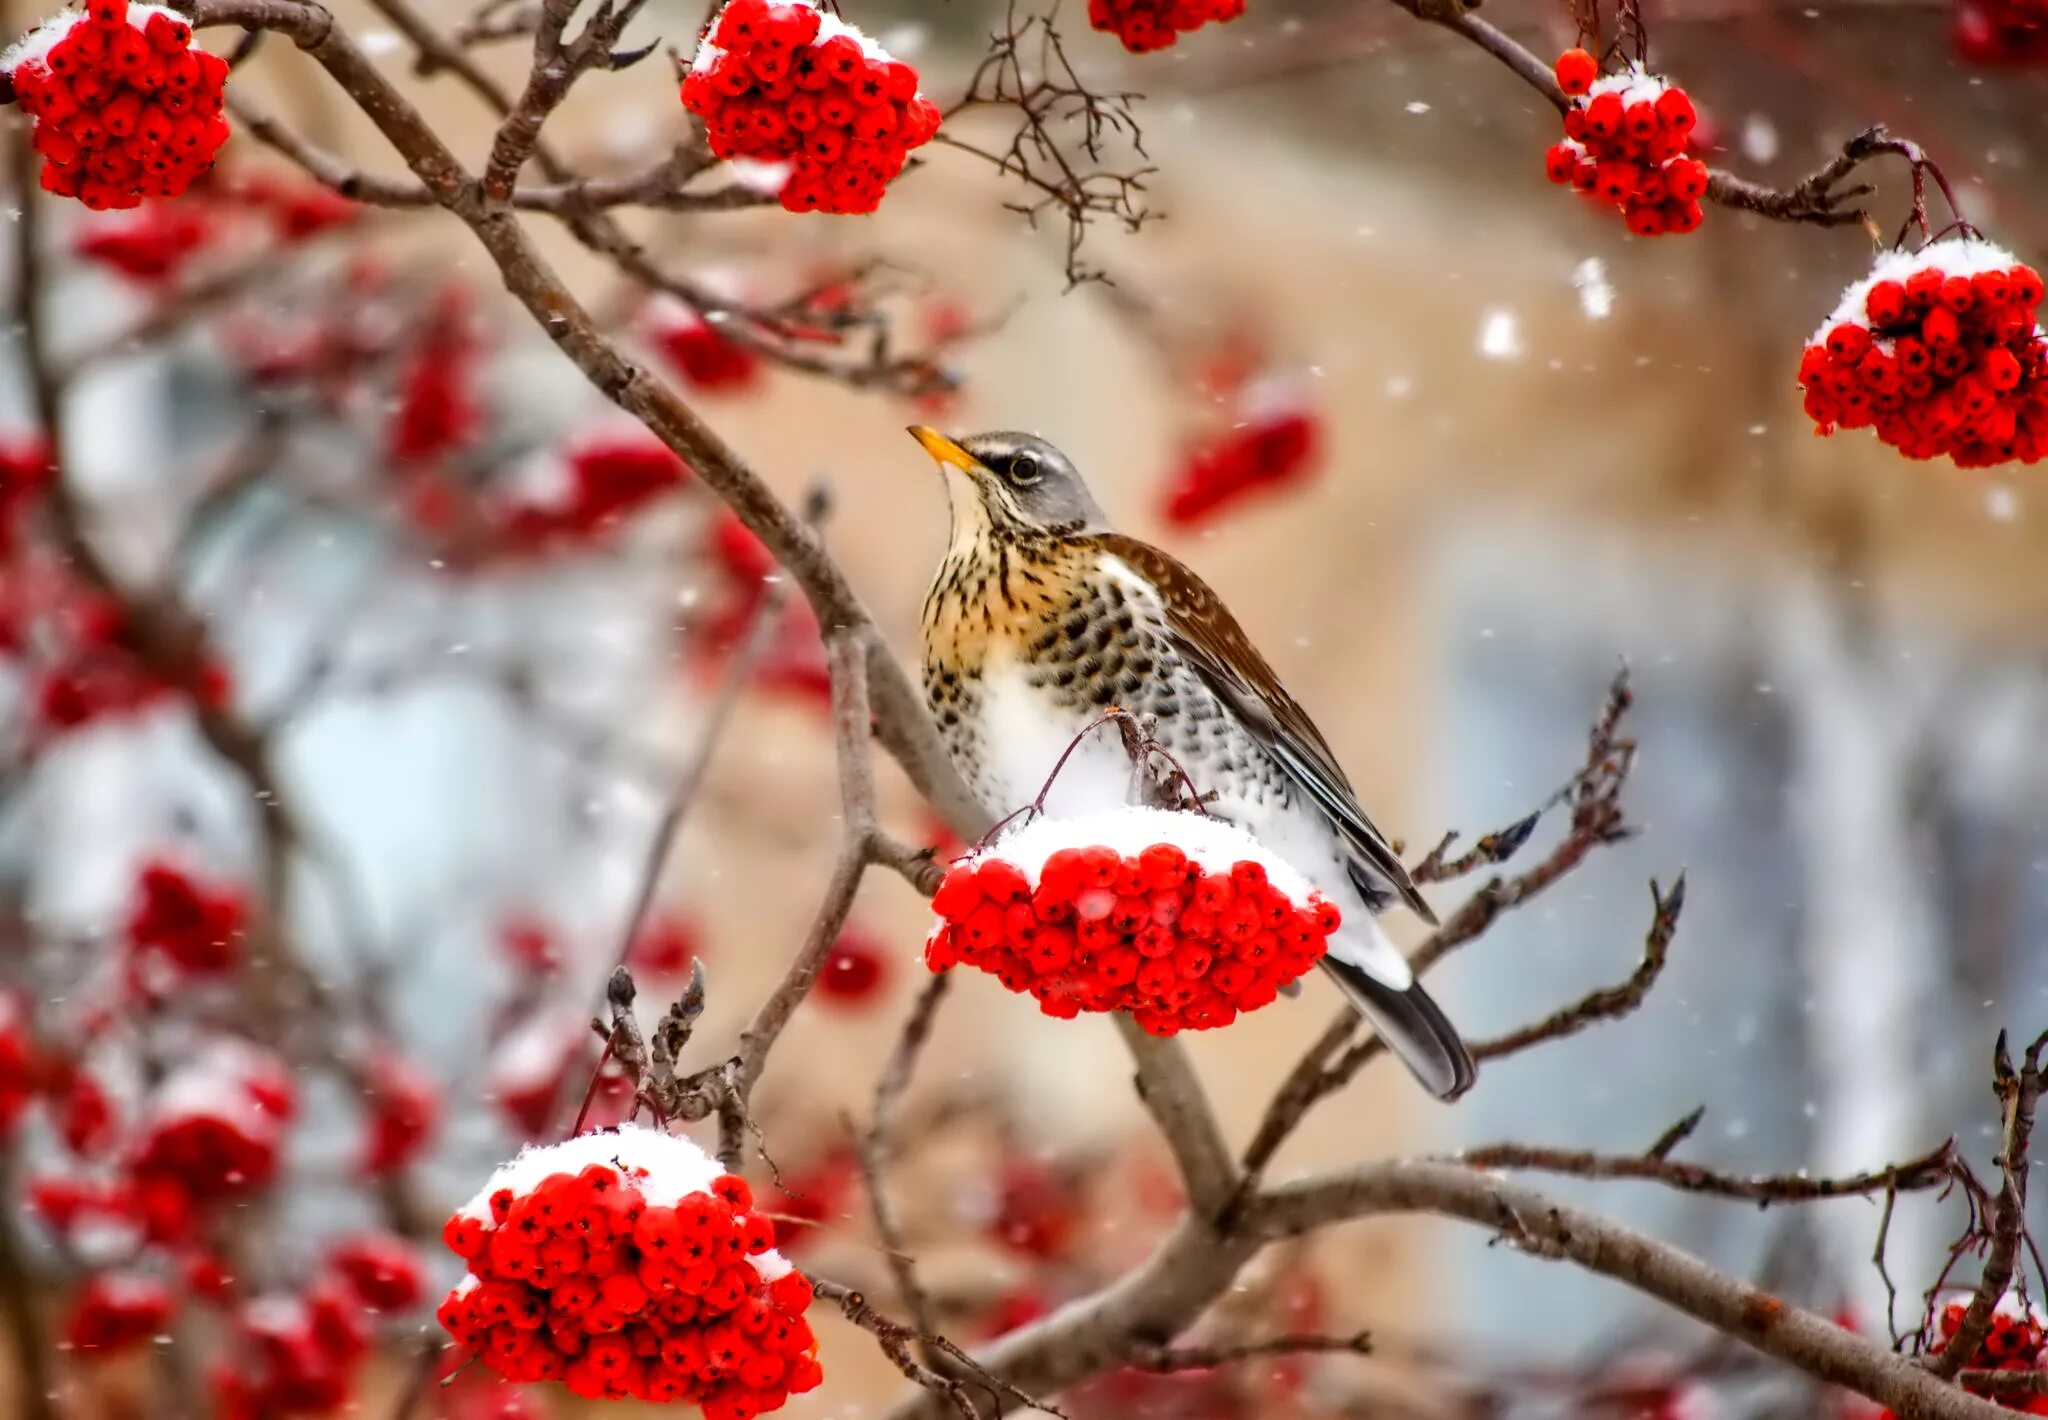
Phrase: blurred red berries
[
  {"left": 1161, "top": 392, "right": 1323, "bottom": 527},
  {"left": 64, "top": 1272, "right": 173, "bottom": 1354},
  {"left": 653, "top": 307, "right": 763, "bottom": 394},
  {"left": 127, "top": 859, "right": 245, "bottom": 978},
  {"left": 815, "top": 928, "right": 888, "bottom": 1005}
]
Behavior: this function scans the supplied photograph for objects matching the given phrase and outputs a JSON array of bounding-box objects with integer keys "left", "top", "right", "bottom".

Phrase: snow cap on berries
[{"left": 1543, "top": 61, "right": 1706, "bottom": 238}]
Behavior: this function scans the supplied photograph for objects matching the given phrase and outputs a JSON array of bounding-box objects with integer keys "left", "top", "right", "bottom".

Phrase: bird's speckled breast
[{"left": 922, "top": 538, "right": 1287, "bottom": 816}]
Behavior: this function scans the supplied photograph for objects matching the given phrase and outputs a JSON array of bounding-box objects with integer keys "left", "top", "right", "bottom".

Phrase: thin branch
[
  {"left": 1455, "top": 1136, "right": 1958, "bottom": 1205},
  {"left": 859, "top": 972, "right": 954, "bottom": 1357},
  {"left": 1128, "top": 1329, "right": 1375, "bottom": 1371}
]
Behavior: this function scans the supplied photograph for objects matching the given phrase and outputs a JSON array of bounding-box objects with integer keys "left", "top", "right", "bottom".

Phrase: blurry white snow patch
[
  {"left": 1478, "top": 308, "right": 1524, "bottom": 361},
  {"left": 1405, "top": 101, "right": 1431, "bottom": 114},
  {"left": 359, "top": 28, "right": 404, "bottom": 57},
  {"left": 1573, "top": 258, "right": 1614, "bottom": 320},
  {"left": 726, "top": 159, "right": 793, "bottom": 195},
  {"left": 1986, "top": 485, "right": 2019, "bottom": 521},
  {"left": 1741, "top": 114, "right": 1780, "bottom": 164},
  {"left": 878, "top": 22, "right": 929, "bottom": 56},
  {"left": 1384, "top": 375, "right": 1414, "bottom": 399}
]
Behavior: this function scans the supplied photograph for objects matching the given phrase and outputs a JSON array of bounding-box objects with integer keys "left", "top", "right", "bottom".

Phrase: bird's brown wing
[{"left": 1094, "top": 533, "right": 1438, "bottom": 926}]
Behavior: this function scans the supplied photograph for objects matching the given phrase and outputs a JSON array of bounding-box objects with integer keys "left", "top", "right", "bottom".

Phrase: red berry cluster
[
  {"left": 437, "top": 1136, "right": 823, "bottom": 1415},
  {"left": 1798, "top": 241, "right": 2048, "bottom": 467},
  {"left": 0, "top": 993, "right": 34, "bottom": 1136},
  {"left": 0, "top": 436, "right": 52, "bottom": 557},
  {"left": 64, "top": 1272, "right": 173, "bottom": 1353},
  {"left": 927, "top": 838, "right": 1340, "bottom": 1036},
  {"left": 389, "top": 288, "right": 480, "bottom": 468},
  {"left": 25, "top": 578, "right": 231, "bottom": 730},
  {"left": 329, "top": 1232, "right": 428, "bottom": 1313},
  {"left": 1879, "top": 1297, "right": 2048, "bottom": 1416},
  {"left": 1543, "top": 54, "right": 1707, "bottom": 237},
  {"left": 130, "top": 1042, "right": 295, "bottom": 1229},
  {"left": 680, "top": 0, "right": 941, "bottom": 216},
  {"left": 74, "top": 200, "right": 209, "bottom": 281},
  {"left": 213, "top": 1278, "right": 374, "bottom": 1416},
  {"left": 361, "top": 1046, "right": 440, "bottom": 1177},
  {"left": 1087, "top": 0, "right": 1245, "bottom": 53},
  {"left": 652, "top": 307, "right": 763, "bottom": 395},
  {"left": 694, "top": 511, "right": 832, "bottom": 713},
  {"left": 1161, "top": 397, "right": 1323, "bottom": 527},
  {"left": 126, "top": 859, "right": 244, "bottom": 980},
  {"left": 505, "top": 431, "right": 692, "bottom": 550},
  {"left": 7, "top": 0, "right": 230, "bottom": 211}
]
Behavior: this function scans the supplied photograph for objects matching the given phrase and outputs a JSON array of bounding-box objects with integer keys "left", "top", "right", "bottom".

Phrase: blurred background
[{"left": 4, "top": 0, "right": 2048, "bottom": 1414}]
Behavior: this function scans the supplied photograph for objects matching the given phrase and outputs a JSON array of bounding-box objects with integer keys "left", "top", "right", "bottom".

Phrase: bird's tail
[{"left": 1318, "top": 918, "right": 1476, "bottom": 1101}]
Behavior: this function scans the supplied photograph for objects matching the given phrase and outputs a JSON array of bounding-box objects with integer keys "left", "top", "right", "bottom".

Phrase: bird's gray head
[{"left": 908, "top": 426, "right": 1107, "bottom": 537}]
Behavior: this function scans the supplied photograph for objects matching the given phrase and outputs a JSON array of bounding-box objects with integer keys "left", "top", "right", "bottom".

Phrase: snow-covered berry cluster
[
  {"left": 1877, "top": 1295, "right": 2048, "bottom": 1416},
  {"left": 1544, "top": 54, "right": 1707, "bottom": 237},
  {"left": 926, "top": 807, "right": 1341, "bottom": 1036},
  {"left": 5, "top": 0, "right": 230, "bottom": 211},
  {"left": 1798, "top": 238, "right": 2048, "bottom": 467},
  {"left": 1161, "top": 380, "right": 1323, "bottom": 527},
  {"left": 1088, "top": 0, "right": 1245, "bottom": 53},
  {"left": 680, "top": 0, "right": 941, "bottom": 216},
  {"left": 437, "top": 1126, "right": 824, "bottom": 1415},
  {"left": 129, "top": 1039, "right": 295, "bottom": 1234}
]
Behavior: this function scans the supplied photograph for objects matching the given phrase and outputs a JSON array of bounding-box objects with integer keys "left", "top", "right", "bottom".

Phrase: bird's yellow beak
[{"left": 907, "top": 425, "right": 980, "bottom": 474}]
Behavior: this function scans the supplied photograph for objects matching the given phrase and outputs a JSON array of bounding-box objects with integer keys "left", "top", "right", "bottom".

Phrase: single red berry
[{"left": 1554, "top": 47, "right": 1598, "bottom": 96}]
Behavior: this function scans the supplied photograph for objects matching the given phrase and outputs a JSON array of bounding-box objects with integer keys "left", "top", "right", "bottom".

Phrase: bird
[{"left": 909, "top": 425, "right": 1475, "bottom": 1100}]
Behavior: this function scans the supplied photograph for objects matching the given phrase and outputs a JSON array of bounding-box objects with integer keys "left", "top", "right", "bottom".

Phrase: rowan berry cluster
[
  {"left": 680, "top": 0, "right": 941, "bottom": 216},
  {"left": 1798, "top": 239, "right": 2048, "bottom": 467},
  {"left": 652, "top": 307, "right": 763, "bottom": 395},
  {"left": 5, "top": 0, "right": 231, "bottom": 211},
  {"left": 1087, "top": 0, "right": 1245, "bottom": 53},
  {"left": 1161, "top": 392, "right": 1323, "bottom": 527},
  {"left": 1879, "top": 1296, "right": 2048, "bottom": 1416},
  {"left": 361, "top": 1046, "right": 440, "bottom": 1177},
  {"left": 505, "top": 432, "right": 692, "bottom": 550},
  {"left": 64, "top": 1273, "right": 173, "bottom": 1353},
  {"left": 130, "top": 1041, "right": 296, "bottom": 1236},
  {"left": 0, "top": 993, "right": 34, "bottom": 1136},
  {"left": 213, "top": 1276, "right": 377, "bottom": 1415},
  {"left": 126, "top": 859, "right": 245, "bottom": 980},
  {"left": 437, "top": 1128, "right": 824, "bottom": 1415},
  {"left": 926, "top": 810, "right": 1341, "bottom": 1036},
  {"left": 1543, "top": 54, "right": 1708, "bottom": 237}
]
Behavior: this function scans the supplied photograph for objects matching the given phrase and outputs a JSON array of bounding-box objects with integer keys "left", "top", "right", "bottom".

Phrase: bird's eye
[{"left": 1008, "top": 453, "right": 1043, "bottom": 486}]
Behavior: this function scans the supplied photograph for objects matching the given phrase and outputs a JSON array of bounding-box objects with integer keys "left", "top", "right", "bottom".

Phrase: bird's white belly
[{"left": 972, "top": 659, "right": 1135, "bottom": 818}]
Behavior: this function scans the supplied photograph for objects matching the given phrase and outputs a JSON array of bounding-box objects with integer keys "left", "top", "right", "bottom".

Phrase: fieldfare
[{"left": 911, "top": 426, "right": 1475, "bottom": 1100}]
